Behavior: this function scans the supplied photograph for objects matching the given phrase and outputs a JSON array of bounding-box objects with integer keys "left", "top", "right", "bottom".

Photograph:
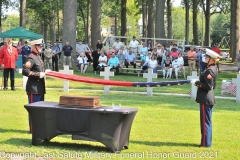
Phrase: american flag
[{"left": 227, "top": 82, "right": 237, "bottom": 95}]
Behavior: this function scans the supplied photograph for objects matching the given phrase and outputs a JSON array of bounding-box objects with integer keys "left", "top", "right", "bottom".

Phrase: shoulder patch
[
  {"left": 207, "top": 74, "right": 212, "bottom": 79},
  {"left": 25, "top": 61, "right": 31, "bottom": 68}
]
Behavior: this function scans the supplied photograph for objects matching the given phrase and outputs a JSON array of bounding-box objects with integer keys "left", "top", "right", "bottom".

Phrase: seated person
[
  {"left": 170, "top": 46, "right": 179, "bottom": 60},
  {"left": 106, "top": 46, "right": 116, "bottom": 60},
  {"left": 142, "top": 51, "right": 152, "bottom": 71},
  {"left": 162, "top": 51, "right": 172, "bottom": 69},
  {"left": 162, "top": 55, "right": 172, "bottom": 79},
  {"left": 117, "top": 50, "right": 126, "bottom": 68},
  {"left": 96, "top": 50, "right": 107, "bottom": 73},
  {"left": 148, "top": 55, "right": 158, "bottom": 73},
  {"left": 77, "top": 52, "right": 88, "bottom": 73},
  {"left": 125, "top": 49, "right": 136, "bottom": 72},
  {"left": 172, "top": 57, "right": 180, "bottom": 79},
  {"left": 139, "top": 42, "right": 148, "bottom": 61},
  {"left": 108, "top": 52, "right": 120, "bottom": 75},
  {"left": 178, "top": 52, "right": 186, "bottom": 79}
]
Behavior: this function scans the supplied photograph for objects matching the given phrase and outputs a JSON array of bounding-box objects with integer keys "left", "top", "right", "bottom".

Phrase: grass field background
[{"left": 0, "top": 67, "right": 239, "bottom": 160}]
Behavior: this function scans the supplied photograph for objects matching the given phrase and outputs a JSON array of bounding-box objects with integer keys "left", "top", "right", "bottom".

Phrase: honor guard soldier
[
  {"left": 22, "top": 38, "right": 46, "bottom": 133},
  {"left": 194, "top": 48, "right": 219, "bottom": 147},
  {"left": 21, "top": 41, "right": 31, "bottom": 65}
]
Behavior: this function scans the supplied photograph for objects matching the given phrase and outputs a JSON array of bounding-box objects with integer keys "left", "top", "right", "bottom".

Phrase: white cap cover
[
  {"left": 206, "top": 48, "right": 219, "bottom": 59},
  {"left": 31, "top": 39, "right": 43, "bottom": 46}
]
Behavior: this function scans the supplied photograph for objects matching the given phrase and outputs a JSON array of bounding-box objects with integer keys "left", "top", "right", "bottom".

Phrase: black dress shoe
[
  {"left": 11, "top": 87, "right": 16, "bottom": 91},
  {"left": 3, "top": 87, "right": 8, "bottom": 91}
]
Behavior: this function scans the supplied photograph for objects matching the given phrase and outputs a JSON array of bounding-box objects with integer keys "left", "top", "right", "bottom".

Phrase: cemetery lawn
[{"left": 0, "top": 90, "right": 239, "bottom": 160}]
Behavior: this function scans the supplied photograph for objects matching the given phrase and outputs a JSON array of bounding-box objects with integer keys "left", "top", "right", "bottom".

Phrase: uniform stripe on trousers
[{"left": 201, "top": 103, "right": 206, "bottom": 147}]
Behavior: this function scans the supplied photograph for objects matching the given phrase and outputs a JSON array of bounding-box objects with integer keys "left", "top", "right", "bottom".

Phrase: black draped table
[{"left": 24, "top": 101, "right": 138, "bottom": 153}]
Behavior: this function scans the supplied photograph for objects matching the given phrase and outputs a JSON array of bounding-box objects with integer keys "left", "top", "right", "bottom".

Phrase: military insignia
[
  {"left": 207, "top": 74, "right": 212, "bottom": 79},
  {"left": 25, "top": 61, "right": 31, "bottom": 68}
]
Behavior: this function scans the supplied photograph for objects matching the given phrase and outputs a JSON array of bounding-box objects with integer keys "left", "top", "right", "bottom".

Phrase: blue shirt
[
  {"left": 108, "top": 56, "right": 119, "bottom": 69},
  {"left": 21, "top": 45, "right": 31, "bottom": 56},
  {"left": 51, "top": 46, "right": 60, "bottom": 53},
  {"left": 125, "top": 53, "right": 135, "bottom": 62},
  {"left": 196, "top": 51, "right": 201, "bottom": 62}
]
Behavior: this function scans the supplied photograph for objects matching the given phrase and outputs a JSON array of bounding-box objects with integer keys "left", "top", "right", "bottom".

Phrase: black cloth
[
  {"left": 125, "top": 61, "right": 136, "bottom": 68},
  {"left": 92, "top": 50, "right": 101, "bottom": 71},
  {"left": 22, "top": 53, "right": 46, "bottom": 94},
  {"left": 111, "top": 65, "right": 119, "bottom": 75},
  {"left": 3, "top": 68, "right": 15, "bottom": 89},
  {"left": 62, "top": 45, "right": 73, "bottom": 56},
  {"left": 164, "top": 60, "right": 172, "bottom": 67},
  {"left": 96, "top": 43, "right": 103, "bottom": 50},
  {"left": 196, "top": 65, "right": 218, "bottom": 105},
  {"left": 52, "top": 55, "right": 58, "bottom": 71}
]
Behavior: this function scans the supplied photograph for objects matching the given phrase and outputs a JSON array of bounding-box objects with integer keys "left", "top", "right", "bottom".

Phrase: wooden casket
[{"left": 59, "top": 95, "right": 100, "bottom": 108}]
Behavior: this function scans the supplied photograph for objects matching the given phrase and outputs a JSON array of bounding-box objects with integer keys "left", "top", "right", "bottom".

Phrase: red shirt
[
  {"left": 212, "top": 47, "right": 221, "bottom": 55},
  {"left": 0, "top": 45, "right": 18, "bottom": 68}
]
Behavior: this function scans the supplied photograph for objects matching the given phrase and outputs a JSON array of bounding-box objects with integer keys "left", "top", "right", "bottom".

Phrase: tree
[
  {"left": 192, "top": 0, "right": 198, "bottom": 45},
  {"left": 230, "top": 0, "right": 240, "bottom": 61},
  {"left": 155, "top": 0, "right": 166, "bottom": 43},
  {"left": 62, "top": 0, "right": 77, "bottom": 63},
  {"left": 147, "top": 0, "right": 154, "bottom": 38},
  {"left": 121, "top": 0, "right": 127, "bottom": 43},
  {"left": 91, "top": 0, "right": 101, "bottom": 50},
  {"left": 183, "top": 0, "right": 190, "bottom": 44},
  {"left": 20, "top": 0, "right": 26, "bottom": 28},
  {"left": 167, "top": 0, "right": 172, "bottom": 42},
  {"left": 142, "top": 0, "right": 147, "bottom": 37}
]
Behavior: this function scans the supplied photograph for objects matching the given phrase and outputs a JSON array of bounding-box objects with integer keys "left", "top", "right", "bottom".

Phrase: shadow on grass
[
  {"left": 0, "top": 128, "right": 29, "bottom": 134},
  {"left": 130, "top": 140, "right": 198, "bottom": 147},
  {"left": 3, "top": 138, "right": 111, "bottom": 152}
]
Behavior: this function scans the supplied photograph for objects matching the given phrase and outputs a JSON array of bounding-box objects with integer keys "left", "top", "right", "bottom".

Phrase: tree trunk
[
  {"left": 20, "top": 0, "right": 26, "bottom": 28},
  {"left": 121, "top": 0, "right": 127, "bottom": 44},
  {"left": 78, "top": 0, "right": 86, "bottom": 42},
  {"left": 155, "top": 0, "right": 166, "bottom": 44},
  {"left": 0, "top": 0, "right": 3, "bottom": 36},
  {"left": 57, "top": 0, "right": 60, "bottom": 41},
  {"left": 62, "top": 0, "right": 77, "bottom": 63},
  {"left": 147, "top": 0, "right": 154, "bottom": 38},
  {"left": 192, "top": 0, "right": 198, "bottom": 45},
  {"left": 167, "top": 0, "right": 172, "bottom": 44},
  {"left": 91, "top": 0, "right": 101, "bottom": 50},
  {"left": 43, "top": 21, "right": 48, "bottom": 42},
  {"left": 230, "top": 0, "right": 240, "bottom": 61},
  {"left": 87, "top": 0, "right": 91, "bottom": 45},
  {"left": 115, "top": 0, "right": 119, "bottom": 36},
  {"left": 49, "top": 2, "right": 56, "bottom": 43},
  {"left": 184, "top": 0, "right": 190, "bottom": 44},
  {"left": 142, "top": 0, "right": 147, "bottom": 38},
  {"left": 204, "top": 0, "right": 210, "bottom": 46}
]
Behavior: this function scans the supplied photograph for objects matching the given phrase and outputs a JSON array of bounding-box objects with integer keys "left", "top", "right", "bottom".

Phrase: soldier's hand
[{"left": 40, "top": 72, "right": 46, "bottom": 78}]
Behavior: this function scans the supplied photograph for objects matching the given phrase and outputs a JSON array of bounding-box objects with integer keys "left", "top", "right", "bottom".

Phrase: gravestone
[
  {"left": 59, "top": 65, "right": 74, "bottom": 92},
  {"left": 100, "top": 67, "right": 114, "bottom": 94},
  {"left": 236, "top": 74, "right": 240, "bottom": 103},
  {"left": 143, "top": 68, "right": 158, "bottom": 96},
  {"left": 187, "top": 71, "right": 199, "bottom": 99}
]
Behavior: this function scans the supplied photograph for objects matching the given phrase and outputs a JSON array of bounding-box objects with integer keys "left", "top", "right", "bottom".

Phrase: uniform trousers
[
  {"left": 63, "top": 56, "right": 72, "bottom": 68},
  {"left": 44, "top": 57, "right": 52, "bottom": 70},
  {"left": 200, "top": 103, "right": 213, "bottom": 147},
  {"left": 3, "top": 68, "right": 15, "bottom": 89},
  {"left": 28, "top": 93, "right": 44, "bottom": 133},
  {"left": 52, "top": 55, "right": 59, "bottom": 71}
]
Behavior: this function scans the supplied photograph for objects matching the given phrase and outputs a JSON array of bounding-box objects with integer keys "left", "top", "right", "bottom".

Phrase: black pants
[
  {"left": 52, "top": 55, "right": 59, "bottom": 71},
  {"left": 125, "top": 61, "right": 136, "bottom": 68},
  {"left": 93, "top": 62, "right": 99, "bottom": 72},
  {"left": 96, "top": 65, "right": 106, "bottom": 73},
  {"left": 3, "top": 68, "right": 15, "bottom": 89},
  {"left": 111, "top": 66, "right": 119, "bottom": 75}
]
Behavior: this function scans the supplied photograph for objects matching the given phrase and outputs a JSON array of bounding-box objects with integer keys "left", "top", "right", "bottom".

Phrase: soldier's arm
[
  {"left": 195, "top": 70, "right": 214, "bottom": 90},
  {"left": 22, "top": 57, "right": 41, "bottom": 78}
]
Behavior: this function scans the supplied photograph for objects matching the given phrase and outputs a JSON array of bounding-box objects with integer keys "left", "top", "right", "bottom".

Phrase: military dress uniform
[
  {"left": 22, "top": 39, "right": 45, "bottom": 133},
  {"left": 195, "top": 48, "right": 218, "bottom": 147}
]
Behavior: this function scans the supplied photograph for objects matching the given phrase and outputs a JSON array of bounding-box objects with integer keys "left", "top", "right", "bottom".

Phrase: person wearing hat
[
  {"left": 0, "top": 38, "right": 19, "bottom": 90},
  {"left": 22, "top": 38, "right": 46, "bottom": 133},
  {"left": 44, "top": 43, "right": 53, "bottom": 69},
  {"left": 21, "top": 41, "right": 31, "bottom": 65},
  {"left": 129, "top": 36, "right": 139, "bottom": 56},
  {"left": 194, "top": 48, "right": 219, "bottom": 147}
]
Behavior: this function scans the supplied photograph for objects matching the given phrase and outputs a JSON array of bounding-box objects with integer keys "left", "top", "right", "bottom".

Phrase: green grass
[{"left": 0, "top": 68, "right": 239, "bottom": 159}]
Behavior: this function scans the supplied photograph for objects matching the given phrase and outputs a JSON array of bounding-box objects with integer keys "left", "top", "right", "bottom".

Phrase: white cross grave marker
[
  {"left": 236, "top": 74, "right": 240, "bottom": 103},
  {"left": 59, "top": 65, "right": 73, "bottom": 92},
  {"left": 187, "top": 71, "right": 199, "bottom": 99},
  {"left": 100, "top": 67, "right": 114, "bottom": 94},
  {"left": 143, "top": 68, "right": 158, "bottom": 96}
]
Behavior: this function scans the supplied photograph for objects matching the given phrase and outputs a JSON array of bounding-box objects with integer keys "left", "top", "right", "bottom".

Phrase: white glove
[
  {"left": 40, "top": 72, "right": 45, "bottom": 79},
  {"left": 191, "top": 79, "right": 198, "bottom": 84}
]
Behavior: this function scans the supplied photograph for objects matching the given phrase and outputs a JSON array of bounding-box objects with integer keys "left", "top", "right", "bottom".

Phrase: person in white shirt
[
  {"left": 178, "top": 52, "right": 186, "bottom": 79},
  {"left": 142, "top": 51, "right": 152, "bottom": 72},
  {"left": 117, "top": 50, "right": 126, "bottom": 68},
  {"left": 76, "top": 40, "right": 87, "bottom": 56},
  {"left": 148, "top": 55, "right": 158, "bottom": 73},
  {"left": 77, "top": 52, "right": 88, "bottom": 73},
  {"left": 112, "top": 38, "right": 123, "bottom": 52},
  {"left": 172, "top": 57, "right": 180, "bottom": 79},
  {"left": 96, "top": 50, "right": 107, "bottom": 73},
  {"left": 129, "top": 36, "right": 139, "bottom": 56},
  {"left": 222, "top": 51, "right": 228, "bottom": 61}
]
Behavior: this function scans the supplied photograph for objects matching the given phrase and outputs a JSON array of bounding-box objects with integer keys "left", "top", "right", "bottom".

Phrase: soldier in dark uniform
[
  {"left": 22, "top": 38, "right": 45, "bottom": 133},
  {"left": 21, "top": 41, "right": 31, "bottom": 65},
  {"left": 194, "top": 48, "right": 219, "bottom": 147}
]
